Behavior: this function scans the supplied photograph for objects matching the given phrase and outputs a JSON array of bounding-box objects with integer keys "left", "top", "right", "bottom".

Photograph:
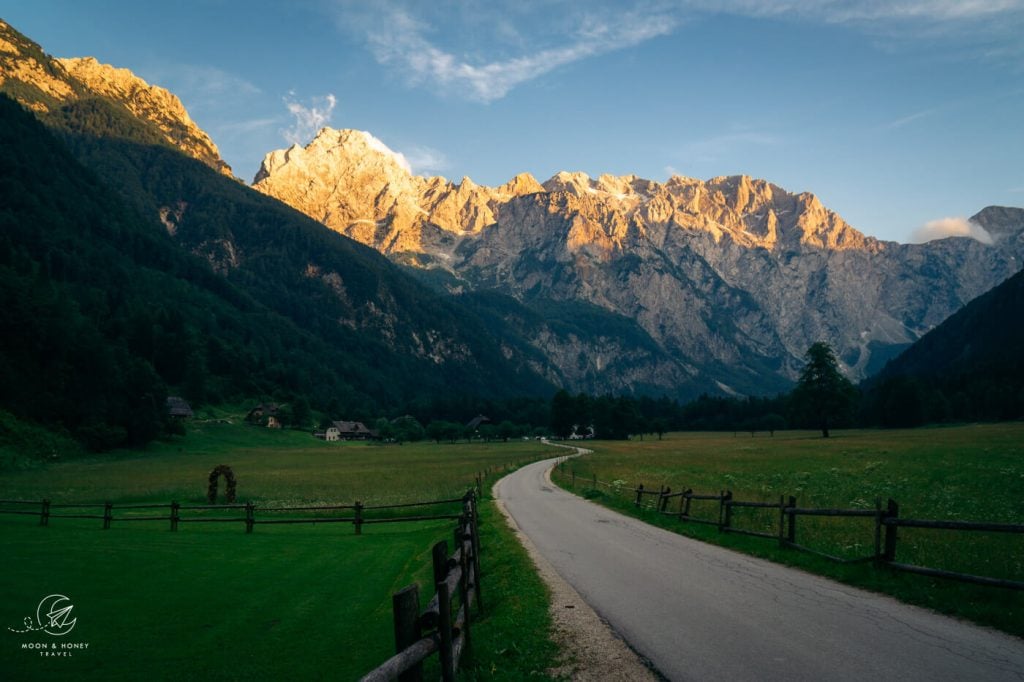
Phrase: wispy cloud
[
  {"left": 214, "top": 117, "right": 279, "bottom": 138},
  {"left": 281, "top": 93, "right": 337, "bottom": 145},
  {"left": 909, "top": 216, "right": 995, "bottom": 244},
  {"left": 339, "top": 3, "right": 677, "bottom": 102},
  {"left": 403, "top": 145, "right": 449, "bottom": 176},
  {"left": 683, "top": 131, "right": 781, "bottom": 163},
  {"left": 881, "top": 108, "right": 936, "bottom": 130},
  {"left": 142, "top": 63, "right": 261, "bottom": 104},
  {"left": 688, "top": 0, "right": 1022, "bottom": 23}
]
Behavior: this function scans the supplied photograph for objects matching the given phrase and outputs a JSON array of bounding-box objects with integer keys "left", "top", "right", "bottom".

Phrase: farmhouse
[
  {"left": 165, "top": 396, "right": 193, "bottom": 419},
  {"left": 330, "top": 420, "right": 377, "bottom": 440},
  {"left": 246, "top": 402, "right": 283, "bottom": 428}
]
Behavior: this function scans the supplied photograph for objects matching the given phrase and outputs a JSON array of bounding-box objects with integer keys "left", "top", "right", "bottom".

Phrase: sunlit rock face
[
  {"left": 254, "top": 131, "right": 1024, "bottom": 391},
  {"left": 57, "top": 57, "right": 231, "bottom": 176},
  {"left": 0, "top": 20, "right": 231, "bottom": 176}
]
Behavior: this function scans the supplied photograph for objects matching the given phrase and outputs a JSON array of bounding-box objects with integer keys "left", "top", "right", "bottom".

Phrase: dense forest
[
  {"left": 2, "top": 73, "right": 1021, "bottom": 458},
  {"left": 0, "top": 94, "right": 555, "bottom": 452}
]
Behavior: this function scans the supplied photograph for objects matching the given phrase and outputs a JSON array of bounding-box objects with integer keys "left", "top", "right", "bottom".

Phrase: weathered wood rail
[
  {"left": 0, "top": 494, "right": 470, "bottom": 533},
  {"left": 557, "top": 464, "right": 1024, "bottom": 590},
  {"left": 360, "top": 490, "right": 481, "bottom": 682}
]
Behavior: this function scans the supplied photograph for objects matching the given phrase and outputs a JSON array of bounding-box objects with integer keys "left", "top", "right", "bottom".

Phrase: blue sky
[{"left": 4, "top": 0, "right": 1023, "bottom": 242}]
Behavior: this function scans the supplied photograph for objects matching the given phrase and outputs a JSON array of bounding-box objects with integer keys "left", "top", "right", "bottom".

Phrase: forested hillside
[{"left": 0, "top": 94, "right": 551, "bottom": 451}]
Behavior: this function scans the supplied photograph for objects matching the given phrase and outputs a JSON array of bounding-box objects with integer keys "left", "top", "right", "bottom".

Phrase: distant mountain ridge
[
  {"left": 865, "top": 252, "right": 1024, "bottom": 424},
  {"left": 0, "top": 19, "right": 562, "bottom": 449},
  {"left": 252, "top": 127, "right": 1024, "bottom": 392},
  {"left": 3, "top": 15, "right": 1023, "bottom": 402}
]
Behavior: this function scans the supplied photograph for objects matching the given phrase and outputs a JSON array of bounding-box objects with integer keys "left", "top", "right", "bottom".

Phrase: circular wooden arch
[{"left": 207, "top": 464, "right": 237, "bottom": 504}]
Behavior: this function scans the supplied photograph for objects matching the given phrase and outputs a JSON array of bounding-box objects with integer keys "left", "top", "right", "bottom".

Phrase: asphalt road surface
[{"left": 495, "top": 454, "right": 1024, "bottom": 681}]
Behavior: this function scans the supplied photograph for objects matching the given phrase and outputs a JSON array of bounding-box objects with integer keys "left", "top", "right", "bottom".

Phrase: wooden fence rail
[
  {"left": 360, "top": 490, "right": 481, "bottom": 682},
  {"left": 0, "top": 496, "right": 468, "bottom": 535},
  {"left": 556, "top": 469, "right": 1024, "bottom": 591}
]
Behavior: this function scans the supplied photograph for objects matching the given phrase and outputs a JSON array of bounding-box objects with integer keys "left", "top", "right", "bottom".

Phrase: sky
[{"left": 3, "top": 0, "right": 1023, "bottom": 243}]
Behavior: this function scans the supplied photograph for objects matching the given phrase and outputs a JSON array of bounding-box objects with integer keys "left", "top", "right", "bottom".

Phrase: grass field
[
  {"left": 0, "top": 422, "right": 559, "bottom": 680},
  {"left": 553, "top": 424, "right": 1024, "bottom": 637}
]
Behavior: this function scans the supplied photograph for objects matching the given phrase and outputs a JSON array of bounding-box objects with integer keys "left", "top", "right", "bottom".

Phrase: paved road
[{"left": 495, "top": 454, "right": 1024, "bottom": 681}]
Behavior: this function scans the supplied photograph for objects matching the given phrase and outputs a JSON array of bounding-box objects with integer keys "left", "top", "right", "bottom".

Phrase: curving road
[{"left": 495, "top": 454, "right": 1024, "bottom": 682}]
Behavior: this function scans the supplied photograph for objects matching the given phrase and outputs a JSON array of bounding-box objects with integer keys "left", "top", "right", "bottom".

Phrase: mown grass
[
  {"left": 553, "top": 424, "right": 1024, "bottom": 637},
  {"left": 0, "top": 423, "right": 560, "bottom": 680}
]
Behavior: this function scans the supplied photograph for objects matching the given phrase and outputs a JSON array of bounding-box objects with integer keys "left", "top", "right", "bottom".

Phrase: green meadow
[
  {"left": 555, "top": 424, "right": 1024, "bottom": 636},
  {"left": 0, "top": 422, "right": 558, "bottom": 680}
]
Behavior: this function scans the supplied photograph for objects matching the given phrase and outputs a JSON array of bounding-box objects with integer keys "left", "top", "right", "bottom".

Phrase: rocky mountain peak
[
  {"left": 57, "top": 56, "right": 231, "bottom": 176},
  {"left": 0, "top": 21, "right": 230, "bottom": 175},
  {"left": 497, "top": 172, "right": 544, "bottom": 196},
  {"left": 971, "top": 206, "right": 1024, "bottom": 240}
]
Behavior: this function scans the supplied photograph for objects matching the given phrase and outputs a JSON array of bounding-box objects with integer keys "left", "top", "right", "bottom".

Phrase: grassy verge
[
  {"left": 454, "top": 499, "right": 561, "bottom": 680},
  {"left": 0, "top": 422, "right": 559, "bottom": 678},
  {"left": 552, "top": 425, "right": 1024, "bottom": 638}
]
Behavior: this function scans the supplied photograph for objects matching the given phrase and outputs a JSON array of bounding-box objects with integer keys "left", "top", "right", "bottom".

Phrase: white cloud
[
  {"left": 361, "top": 131, "right": 412, "bottom": 173},
  {"left": 351, "top": 5, "right": 677, "bottom": 102},
  {"left": 403, "top": 145, "right": 450, "bottom": 176},
  {"left": 910, "top": 216, "right": 995, "bottom": 244},
  {"left": 282, "top": 93, "right": 337, "bottom": 145}
]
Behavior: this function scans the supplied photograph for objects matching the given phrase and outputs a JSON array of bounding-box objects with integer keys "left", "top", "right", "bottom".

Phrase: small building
[
  {"left": 331, "top": 420, "right": 377, "bottom": 440},
  {"left": 165, "top": 396, "right": 193, "bottom": 419},
  {"left": 247, "top": 402, "right": 282, "bottom": 428}
]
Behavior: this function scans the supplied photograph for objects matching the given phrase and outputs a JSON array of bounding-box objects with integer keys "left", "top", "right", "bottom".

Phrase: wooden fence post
[
  {"left": 103, "top": 502, "right": 112, "bottom": 530},
  {"left": 778, "top": 495, "right": 785, "bottom": 547},
  {"left": 659, "top": 487, "right": 672, "bottom": 512},
  {"left": 467, "top": 492, "right": 483, "bottom": 613},
  {"left": 40, "top": 499, "right": 50, "bottom": 527},
  {"left": 245, "top": 501, "right": 254, "bottom": 534},
  {"left": 786, "top": 496, "right": 797, "bottom": 545},
  {"left": 682, "top": 489, "right": 692, "bottom": 519},
  {"left": 437, "top": 578, "right": 455, "bottom": 682},
  {"left": 456, "top": 518, "right": 472, "bottom": 655},
  {"left": 392, "top": 584, "right": 423, "bottom": 682},
  {"left": 170, "top": 501, "right": 179, "bottom": 532},
  {"left": 873, "top": 498, "right": 883, "bottom": 563},
  {"left": 717, "top": 491, "right": 725, "bottom": 530},
  {"left": 635, "top": 484, "right": 644, "bottom": 507},
  {"left": 354, "top": 501, "right": 363, "bottom": 535},
  {"left": 475, "top": 474, "right": 482, "bottom": 497},
  {"left": 722, "top": 491, "right": 733, "bottom": 530},
  {"left": 883, "top": 498, "right": 899, "bottom": 562},
  {"left": 432, "top": 540, "right": 449, "bottom": 588}
]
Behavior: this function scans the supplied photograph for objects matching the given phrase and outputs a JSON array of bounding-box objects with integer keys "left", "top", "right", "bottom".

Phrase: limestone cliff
[
  {"left": 0, "top": 20, "right": 231, "bottom": 176},
  {"left": 253, "top": 129, "right": 1024, "bottom": 391}
]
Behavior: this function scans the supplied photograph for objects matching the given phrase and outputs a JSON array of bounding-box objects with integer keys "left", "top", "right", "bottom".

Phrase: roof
[
  {"left": 331, "top": 420, "right": 374, "bottom": 434},
  {"left": 165, "top": 396, "right": 193, "bottom": 418},
  {"left": 466, "top": 414, "right": 491, "bottom": 429}
]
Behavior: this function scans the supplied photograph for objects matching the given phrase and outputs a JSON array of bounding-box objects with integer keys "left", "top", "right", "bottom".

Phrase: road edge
[{"left": 492, "top": 450, "right": 660, "bottom": 681}]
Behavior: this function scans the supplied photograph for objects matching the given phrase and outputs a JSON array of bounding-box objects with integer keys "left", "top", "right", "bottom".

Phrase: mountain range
[
  {"left": 1, "top": 16, "right": 1022, "bottom": 418},
  {"left": 251, "top": 128, "right": 1024, "bottom": 395}
]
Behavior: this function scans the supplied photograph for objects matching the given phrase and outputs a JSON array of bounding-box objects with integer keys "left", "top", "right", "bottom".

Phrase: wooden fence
[
  {"left": 0, "top": 496, "right": 472, "bottom": 533},
  {"left": 0, "top": 465, "right": 511, "bottom": 681},
  {"left": 557, "top": 466, "right": 1024, "bottom": 591},
  {"left": 360, "top": 491, "right": 481, "bottom": 682},
  {"left": 0, "top": 461, "right": 522, "bottom": 536}
]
